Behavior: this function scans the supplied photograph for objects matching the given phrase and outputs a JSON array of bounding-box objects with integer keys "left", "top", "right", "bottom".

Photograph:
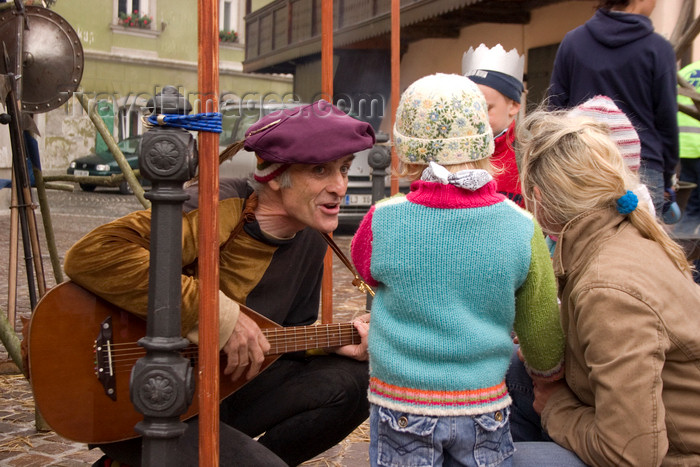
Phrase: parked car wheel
[
  {"left": 119, "top": 180, "right": 134, "bottom": 195},
  {"left": 79, "top": 183, "right": 96, "bottom": 192}
]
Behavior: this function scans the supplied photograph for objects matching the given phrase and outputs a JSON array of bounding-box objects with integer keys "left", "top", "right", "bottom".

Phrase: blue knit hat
[{"left": 466, "top": 70, "right": 524, "bottom": 103}]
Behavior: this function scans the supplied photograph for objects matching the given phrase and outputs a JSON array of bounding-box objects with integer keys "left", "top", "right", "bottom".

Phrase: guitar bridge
[{"left": 94, "top": 316, "right": 116, "bottom": 401}]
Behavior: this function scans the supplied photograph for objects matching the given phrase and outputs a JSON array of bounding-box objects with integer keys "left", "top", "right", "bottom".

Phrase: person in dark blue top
[{"left": 548, "top": 0, "right": 678, "bottom": 218}]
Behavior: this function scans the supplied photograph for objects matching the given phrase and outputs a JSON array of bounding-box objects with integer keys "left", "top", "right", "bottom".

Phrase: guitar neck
[{"left": 262, "top": 322, "right": 359, "bottom": 355}]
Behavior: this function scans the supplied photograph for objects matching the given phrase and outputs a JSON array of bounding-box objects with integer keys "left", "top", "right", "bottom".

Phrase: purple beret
[{"left": 244, "top": 100, "right": 376, "bottom": 164}]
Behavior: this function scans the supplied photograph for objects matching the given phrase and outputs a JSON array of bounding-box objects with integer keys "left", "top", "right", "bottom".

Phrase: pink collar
[{"left": 406, "top": 179, "right": 506, "bottom": 209}]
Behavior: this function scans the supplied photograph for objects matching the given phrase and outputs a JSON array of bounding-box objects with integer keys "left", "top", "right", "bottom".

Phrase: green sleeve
[{"left": 513, "top": 220, "right": 565, "bottom": 378}]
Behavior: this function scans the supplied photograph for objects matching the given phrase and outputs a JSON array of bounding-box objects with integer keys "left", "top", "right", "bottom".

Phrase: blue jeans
[
  {"left": 680, "top": 157, "right": 700, "bottom": 221},
  {"left": 513, "top": 442, "right": 589, "bottom": 467},
  {"left": 369, "top": 404, "right": 514, "bottom": 467},
  {"left": 677, "top": 158, "right": 700, "bottom": 283},
  {"left": 506, "top": 349, "right": 588, "bottom": 466}
]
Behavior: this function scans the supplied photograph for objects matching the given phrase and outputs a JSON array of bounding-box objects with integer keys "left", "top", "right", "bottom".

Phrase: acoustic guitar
[{"left": 27, "top": 281, "right": 360, "bottom": 444}]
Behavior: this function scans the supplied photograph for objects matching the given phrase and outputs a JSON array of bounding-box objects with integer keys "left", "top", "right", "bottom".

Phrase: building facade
[
  {"left": 242, "top": 0, "right": 700, "bottom": 134},
  {"left": 1, "top": 0, "right": 697, "bottom": 176},
  {"left": 0, "top": 0, "right": 293, "bottom": 176}
]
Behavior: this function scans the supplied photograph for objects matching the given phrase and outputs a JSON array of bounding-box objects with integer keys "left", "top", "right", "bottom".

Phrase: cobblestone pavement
[{"left": 0, "top": 185, "right": 370, "bottom": 466}]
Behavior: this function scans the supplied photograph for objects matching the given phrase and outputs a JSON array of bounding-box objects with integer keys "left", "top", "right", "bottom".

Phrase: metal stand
[
  {"left": 130, "top": 86, "right": 198, "bottom": 465},
  {"left": 0, "top": 0, "right": 83, "bottom": 328},
  {"left": 0, "top": 0, "right": 45, "bottom": 312}
]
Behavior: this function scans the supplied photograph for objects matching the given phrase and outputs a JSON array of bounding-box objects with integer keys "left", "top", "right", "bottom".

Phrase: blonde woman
[{"left": 508, "top": 110, "right": 700, "bottom": 466}]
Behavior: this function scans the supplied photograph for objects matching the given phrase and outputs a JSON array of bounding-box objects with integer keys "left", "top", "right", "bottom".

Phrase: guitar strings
[
  {"left": 102, "top": 331, "right": 359, "bottom": 363},
  {"left": 96, "top": 325, "right": 360, "bottom": 373},
  {"left": 263, "top": 325, "right": 360, "bottom": 352},
  {"left": 100, "top": 330, "right": 360, "bottom": 355},
  {"left": 103, "top": 349, "right": 212, "bottom": 374}
]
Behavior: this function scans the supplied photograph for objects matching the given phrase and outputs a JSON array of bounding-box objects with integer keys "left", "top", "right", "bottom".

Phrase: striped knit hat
[
  {"left": 568, "top": 95, "right": 641, "bottom": 172},
  {"left": 253, "top": 157, "right": 289, "bottom": 183}
]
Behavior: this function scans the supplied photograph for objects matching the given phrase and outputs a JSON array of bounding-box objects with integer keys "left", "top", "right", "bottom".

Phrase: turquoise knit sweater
[{"left": 351, "top": 180, "right": 564, "bottom": 416}]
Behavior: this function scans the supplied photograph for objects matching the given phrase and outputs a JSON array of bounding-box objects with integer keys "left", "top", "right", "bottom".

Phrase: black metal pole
[
  {"left": 2, "top": 0, "right": 40, "bottom": 308},
  {"left": 129, "top": 86, "right": 198, "bottom": 465},
  {"left": 369, "top": 132, "right": 391, "bottom": 203},
  {"left": 2, "top": 73, "right": 37, "bottom": 309}
]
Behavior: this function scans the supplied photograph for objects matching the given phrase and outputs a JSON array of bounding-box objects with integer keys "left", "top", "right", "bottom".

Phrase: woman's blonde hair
[
  {"left": 396, "top": 157, "right": 496, "bottom": 182},
  {"left": 517, "top": 110, "right": 691, "bottom": 275}
]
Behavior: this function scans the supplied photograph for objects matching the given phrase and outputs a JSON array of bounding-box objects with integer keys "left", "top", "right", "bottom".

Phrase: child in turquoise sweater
[{"left": 351, "top": 73, "right": 565, "bottom": 466}]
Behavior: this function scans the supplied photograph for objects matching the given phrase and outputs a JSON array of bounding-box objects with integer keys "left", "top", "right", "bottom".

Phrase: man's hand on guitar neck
[
  {"left": 332, "top": 313, "right": 370, "bottom": 362},
  {"left": 222, "top": 312, "right": 271, "bottom": 382}
]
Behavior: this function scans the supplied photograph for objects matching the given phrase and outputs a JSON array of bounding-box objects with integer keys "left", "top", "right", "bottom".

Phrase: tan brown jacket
[{"left": 541, "top": 207, "right": 700, "bottom": 467}]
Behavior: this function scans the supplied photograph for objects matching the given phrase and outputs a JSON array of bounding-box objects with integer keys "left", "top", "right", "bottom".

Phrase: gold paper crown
[{"left": 462, "top": 44, "right": 525, "bottom": 83}]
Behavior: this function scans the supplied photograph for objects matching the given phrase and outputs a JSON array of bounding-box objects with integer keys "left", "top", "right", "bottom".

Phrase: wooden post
[
  {"left": 33, "top": 167, "right": 63, "bottom": 284},
  {"left": 7, "top": 170, "right": 18, "bottom": 327},
  {"left": 198, "top": 0, "right": 221, "bottom": 465},
  {"left": 390, "top": 0, "right": 400, "bottom": 196},
  {"left": 0, "top": 305, "right": 22, "bottom": 371},
  {"left": 321, "top": 0, "right": 334, "bottom": 324}
]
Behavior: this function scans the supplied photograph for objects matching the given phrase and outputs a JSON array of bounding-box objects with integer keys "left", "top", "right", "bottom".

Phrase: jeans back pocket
[
  {"left": 473, "top": 407, "right": 514, "bottom": 466},
  {"left": 375, "top": 407, "right": 438, "bottom": 467}
]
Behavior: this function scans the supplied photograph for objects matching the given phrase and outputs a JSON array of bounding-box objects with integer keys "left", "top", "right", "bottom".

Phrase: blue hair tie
[{"left": 616, "top": 190, "right": 638, "bottom": 215}]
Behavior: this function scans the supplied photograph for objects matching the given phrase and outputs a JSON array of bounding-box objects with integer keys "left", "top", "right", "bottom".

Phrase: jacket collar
[
  {"left": 553, "top": 206, "right": 628, "bottom": 278},
  {"left": 494, "top": 120, "right": 516, "bottom": 154}
]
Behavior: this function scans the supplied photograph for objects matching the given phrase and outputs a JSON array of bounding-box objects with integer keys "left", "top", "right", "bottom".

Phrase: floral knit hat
[{"left": 393, "top": 73, "right": 494, "bottom": 165}]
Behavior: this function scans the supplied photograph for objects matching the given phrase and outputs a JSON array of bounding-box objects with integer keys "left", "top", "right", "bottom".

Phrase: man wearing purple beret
[{"left": 64, "top": 100, "right": 376, "bottom": 466}]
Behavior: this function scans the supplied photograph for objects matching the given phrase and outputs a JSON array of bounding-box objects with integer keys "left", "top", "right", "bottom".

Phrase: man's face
[
  {"left": 275, "top": 154, "right": 355, "bottom": 233},
  {"left": 477, "top": 84, "right": 521, "bottom": 136}
]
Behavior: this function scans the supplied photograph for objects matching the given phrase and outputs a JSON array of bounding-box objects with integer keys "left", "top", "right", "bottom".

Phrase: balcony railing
[
  {"left": 242, "top": 0, "right": 549, "bottom": 73},
  {"left": 246, "top": 0, "right": 398, "bottom": 68},
  {"left": 246, "top": 0, "right": 491, "bottom": 72}
]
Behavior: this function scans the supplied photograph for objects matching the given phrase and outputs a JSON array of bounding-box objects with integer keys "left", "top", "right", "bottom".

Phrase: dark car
[
  {"left": 65, "top": 102, "right": 293, "bottom": 196},
  {"left": 67, "top": 136, "right": 142, "bottom": 194}
]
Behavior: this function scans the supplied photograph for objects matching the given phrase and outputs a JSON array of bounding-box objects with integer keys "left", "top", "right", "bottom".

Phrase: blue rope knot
[
  {"left": 616, "top": 190, "right": 638, "bottom": 215},
  {"left": 146, "top": 112, "right": 222, "bottom": 133}
]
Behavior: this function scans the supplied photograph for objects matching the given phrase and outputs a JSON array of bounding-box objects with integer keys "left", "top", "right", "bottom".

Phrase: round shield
[{"left": 0, "top": 5, "right": 83, "bottom": 113}]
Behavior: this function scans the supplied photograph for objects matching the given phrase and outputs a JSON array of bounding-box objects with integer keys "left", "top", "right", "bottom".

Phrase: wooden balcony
[
  {"left": 244, "top": 0, "right": 394, "bottom": 73},
  {"left": 243, "top": 0, "right": 561, "bottom": 73}
]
